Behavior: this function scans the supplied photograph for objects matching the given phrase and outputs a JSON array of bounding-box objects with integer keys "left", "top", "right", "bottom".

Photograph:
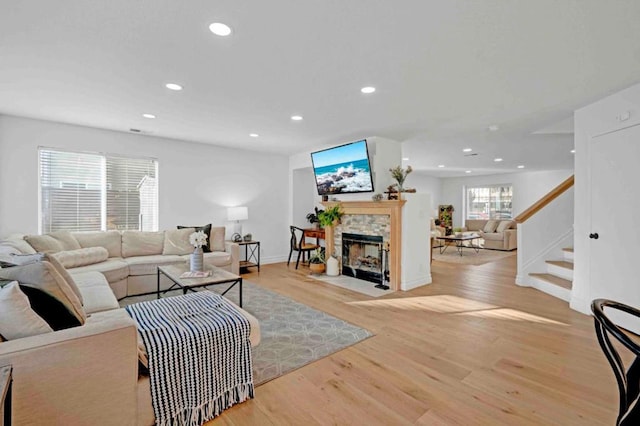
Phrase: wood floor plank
[{"left": 205, "top": 256, "right": 619, "bottom": 425}]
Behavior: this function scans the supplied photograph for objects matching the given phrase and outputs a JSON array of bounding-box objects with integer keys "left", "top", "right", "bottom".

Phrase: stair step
[
  {"left": 546, "top": 260, "right": 574, "bottom": 270},
  {"left": 529, "top": 273, "right": 572, "bottom": 290},
  {"left": 562, "top": 247, "right": 574, "bottom": 253}
]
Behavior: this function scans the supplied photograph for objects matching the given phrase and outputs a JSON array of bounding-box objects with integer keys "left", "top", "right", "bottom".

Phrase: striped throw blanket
[{"left": 126, "top": 292, "right": 254, "bottom": 426}]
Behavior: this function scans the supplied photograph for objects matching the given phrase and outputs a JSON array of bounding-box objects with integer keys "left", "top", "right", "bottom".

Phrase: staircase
[{"left": 528, "top": 248, "right": 573, "bottom": 302}]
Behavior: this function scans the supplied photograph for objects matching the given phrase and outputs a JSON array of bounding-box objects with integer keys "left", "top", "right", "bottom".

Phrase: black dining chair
[
  {"left": 288, "top": 226, "right": 319, "bottom": 269},
  {"left": 591, "top": 299, "right": 640, "bottom": 425}
]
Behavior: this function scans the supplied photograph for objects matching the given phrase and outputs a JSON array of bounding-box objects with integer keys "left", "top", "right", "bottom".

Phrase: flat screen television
[{"left": 310, "top": 139, "right": 374, "bottom": 195}]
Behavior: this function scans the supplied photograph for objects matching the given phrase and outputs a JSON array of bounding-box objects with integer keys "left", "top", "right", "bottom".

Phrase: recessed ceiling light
[
  {"left": 517, "top": 165, "right": 525, "bottom": 169},
  {"left": 402, "top": 157, "right": 409, "bottom": 161},
  {"left": 209, "top": 23, "right": 232, "bottom": 36},
  {"left": 165, "top": 83, "right": 183, "bottom": 91},
  {"left": 291, "top": 115, "right": 303, "bottom": 121},
  {"left": 494, "top": 158, "right": 503, "bottom": 162},
  {"left": 570, "top": 149, "right": 575, "bottom": 154},
  {"left": 249, "top": 133, "right": 259, "bottom": 138},
  {"left": 465, "top": 170, "right": 472, "bottom": 174},
  {"left": 488, "top": 124, "right": 499, "bottom": 132},
  {"left": 361, "top": 86, "right": 376, "bottom": 94},
  {"left": 142, "top": 113, "right": 156, "bottom": 119},
  {"left": 463, "top": 148, "right": 472, "bottom": 152},
  {"left": 438, "top": 164, "right": 445, "bottom": 168}
]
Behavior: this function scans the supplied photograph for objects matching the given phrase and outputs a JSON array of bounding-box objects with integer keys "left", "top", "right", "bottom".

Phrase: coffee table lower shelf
[{"left": 157, "top": 264, "right": 243, "bottom": 307}]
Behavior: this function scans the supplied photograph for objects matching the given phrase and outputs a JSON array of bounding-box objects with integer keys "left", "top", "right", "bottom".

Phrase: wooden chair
[
  {"left": 288, "top": 226, "right": 319, "bottom": 269},
  {"left": 591, "top": 299, "right": 640, "bottom": 425}
]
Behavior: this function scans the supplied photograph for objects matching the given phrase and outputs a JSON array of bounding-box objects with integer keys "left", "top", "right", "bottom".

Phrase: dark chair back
[
  {"left": 592, "top": 299, "right": 640, "bottom": 425},
  {"left": 290, "top": 226, "right": 305, "bottom": 250}
]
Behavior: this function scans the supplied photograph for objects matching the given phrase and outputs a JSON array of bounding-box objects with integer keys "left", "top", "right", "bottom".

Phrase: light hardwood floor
[{"left": 209, "top": 256, "right": 618, "bottom": 425}]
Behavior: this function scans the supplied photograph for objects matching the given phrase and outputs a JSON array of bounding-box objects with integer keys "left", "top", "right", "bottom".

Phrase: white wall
[
  {"left": 401, "top": 193, "right": 432, "bottom": 290},
  {"left": 440, "top": 170, "right": 573, "bottom": 228},
  {"left": 572, "top": 82, "right": 640, "bottom": 316},
  {"left": 0, "top": 115, "right": 290, "bottom": 263},
  {"left": 410, "top": 173, "right": 441, "bottom": 216}
]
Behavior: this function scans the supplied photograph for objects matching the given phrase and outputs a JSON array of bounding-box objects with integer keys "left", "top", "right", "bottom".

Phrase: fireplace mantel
[{"left": 322, "top": 200, "right": 406, "bottom": 290}]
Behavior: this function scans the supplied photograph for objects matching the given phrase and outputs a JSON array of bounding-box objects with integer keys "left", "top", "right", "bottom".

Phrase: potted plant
[
  {"left": 318, "top": 205, "right": 343, "bottom": 227},
  {"left": 308, "top": 248, "right": 325, "bottom": 274},
  {"left": 306, "top": 207, "right": 324, "bottom": 229},
  {"left": 453, "top": 227, "right": 464, "bottom": 237}
]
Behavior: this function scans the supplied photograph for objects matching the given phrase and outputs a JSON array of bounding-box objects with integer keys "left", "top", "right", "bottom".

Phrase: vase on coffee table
[{"left": 190, "top": 247, "right": 204, "bottom": 272}]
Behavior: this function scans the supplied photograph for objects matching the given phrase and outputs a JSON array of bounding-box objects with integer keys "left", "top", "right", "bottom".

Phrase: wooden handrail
[{"left": 514, "top": 175, "right": 574, "bottom": 223}]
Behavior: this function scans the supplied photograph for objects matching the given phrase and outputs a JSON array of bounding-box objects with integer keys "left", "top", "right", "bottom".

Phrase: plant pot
[
  {"left": 309, "top": 262, "right": 325, "bottom": 274},
  {"left": 190, "top": 247, "right": 204, "bottom": 272}
]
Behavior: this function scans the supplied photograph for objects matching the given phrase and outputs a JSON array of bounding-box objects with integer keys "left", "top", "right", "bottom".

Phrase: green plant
[
  {"left": 453, "top": 227, "right": 463, "bottom": 233},
  {"left": 309, "top": 248, "right": 325, "bottom": 264},
  {"left": 306, "top": 207, "right": 324, "bottom": 225},
  {"left": 318, "top": 205, "right": 343, "bottom": 227}
]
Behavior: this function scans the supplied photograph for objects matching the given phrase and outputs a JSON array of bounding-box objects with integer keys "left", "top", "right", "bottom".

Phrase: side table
[{"left": 237, "top": 240, "right": 260, "bottom": 272}]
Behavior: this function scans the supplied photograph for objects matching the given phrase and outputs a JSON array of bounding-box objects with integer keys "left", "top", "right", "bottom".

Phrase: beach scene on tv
[{"left": 311, "top": 141, "right": 374, "bottom": 194}]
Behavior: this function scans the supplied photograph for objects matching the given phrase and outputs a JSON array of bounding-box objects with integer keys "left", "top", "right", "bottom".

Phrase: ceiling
[{"left": 2, "top": 1, "right": 640, "bottom": 177}]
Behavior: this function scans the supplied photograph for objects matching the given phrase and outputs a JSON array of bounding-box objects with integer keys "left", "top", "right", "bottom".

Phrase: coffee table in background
[
  {"left": 436, "top": 234, "right": 481, "bottom": 257},
  {"left": 157, "top": 264, "right": 243, "bottom": 307}
]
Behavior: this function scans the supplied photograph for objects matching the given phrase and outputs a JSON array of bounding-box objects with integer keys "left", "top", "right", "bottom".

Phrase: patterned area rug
[
  {"left": 432, "top": 246, "right": 516, "bottom": 265},
  {"left": 121, "top": 281, "right": 372, "bottom": 385}
]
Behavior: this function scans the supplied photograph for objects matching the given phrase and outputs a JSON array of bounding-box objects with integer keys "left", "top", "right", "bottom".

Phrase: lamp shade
[{"left": 227, "top": 206, "right": 248, "bottom": 222}]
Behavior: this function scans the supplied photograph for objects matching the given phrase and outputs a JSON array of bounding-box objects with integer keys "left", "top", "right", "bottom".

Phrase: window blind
[
  {"left": 39, "top": 148, "right": 158, "bottom": 233},
  {"left": 466, "top": 185, "right": 513, "bottom": 220}
]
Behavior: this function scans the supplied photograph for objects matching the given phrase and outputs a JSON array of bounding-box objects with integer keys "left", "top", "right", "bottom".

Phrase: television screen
[{"left": 310, "top": 139, "right": 374, "bottom": 195}]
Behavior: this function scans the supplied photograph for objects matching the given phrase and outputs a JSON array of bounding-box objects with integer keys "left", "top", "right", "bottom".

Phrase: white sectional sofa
[
  {"left": 1, "top": 227, "right": 240, "bottom": 300},
  {"left": 0, "top": 229, "right": 260, "bottom": 425}
]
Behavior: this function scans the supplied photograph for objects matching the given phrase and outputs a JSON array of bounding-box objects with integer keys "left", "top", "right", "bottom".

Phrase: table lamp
[{"left": 227, "top": 206, "right": 248, "bottom": 237}]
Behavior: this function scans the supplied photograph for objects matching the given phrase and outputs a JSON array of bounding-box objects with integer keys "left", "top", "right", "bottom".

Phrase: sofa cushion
[
  {"left": 162, "top": 228, "right": 195, "bottom": 255},
  {"left": 0, "top": 234, "right": 37, "bottom": 254},
  {"left": 44, "top": 254, "right": 84, "bottom": 305},
  {"left": 122, "top": 231, "right": 164, "bottom": 257},
  {"left": 180, "top": 251, "right": 231, "bottom": 268},
  {"left": 0, "top": 260, "right": 86, "bottom": 325},
  {"left": 25, "top": 231, "right": 81, "bottom": 253},
  {"left": 124, "top": 255, "right": 184, "bottom": 276},
  {"left": 0, "top": 281, "right": 53, "bottom": 340},
  {"left": 73, "top": 271, "right": 120, "bottom": 314},
  {"left": 483, "top": 220, "right": 499, "bottom": 233},
  {"left": 69, "top": 258, "right": 129, "bottom": 283},
  {"left": 53, "top": 247, "right": 109, "bottom": 269},
  {"left": 178, "top": 224, "right": 212, "bottom": 252},
  {"left": 72, "top": 230, "right": 122, "bottom": 258},
  {"left": 210, "top": 226, "right": 226, "bottom": 252},
  {"left": 496, "top": 220, "right": 515, "bottom": 233},
  {"left": 481, "top": 232, "right": 504, "bottom": 241}
]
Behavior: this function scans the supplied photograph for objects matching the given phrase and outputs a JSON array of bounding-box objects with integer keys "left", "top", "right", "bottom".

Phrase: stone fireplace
[
  {"left": 322, "top": 200, "right": 405, "bottom": 290},
  {"left": 341, "top": 232, "right": 384, "bottom": 284}
]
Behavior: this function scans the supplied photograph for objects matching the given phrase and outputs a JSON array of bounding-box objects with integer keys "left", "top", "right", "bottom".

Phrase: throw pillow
[
  {"left": 52, "top": 247, "right": 109, "bottom": 269},
  {"left": 177, "top": 224, "right": 212, "bottom": 253},
  {"left": 163, "top": 228, "right": 195, "bottom": 255},
  {"left": 0, "top": 281, "right": 54, "bottom": 339},
  {"left": 48, "top": 231, "right": 82, "bottom": 251},
  {"left": 210, "top": 226, "right": 226, "bottom": 252},
  {"left": 483, "top": 220, "right": 499, "bottom": 233},
  {"left": 19, "top": 284, "right": 83, "bottom": 331},
  {"left": 496, "top": 220, "right": 515, "bottom": 233},
  {"left": 0, "top": 260, "right": 86, "bottom": 325}
]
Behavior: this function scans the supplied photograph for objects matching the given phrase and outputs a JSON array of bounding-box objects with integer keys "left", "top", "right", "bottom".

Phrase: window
[
  {"left": 466, "top": 185, "right": 513, "bottom": 220},
  {"left": 39, "top": 148, "right": 158, "bottom": 233}
]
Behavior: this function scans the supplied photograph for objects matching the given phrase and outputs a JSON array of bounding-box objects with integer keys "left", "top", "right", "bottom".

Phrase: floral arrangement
[
  {"left": 189, "top": 230, "right": 208, "bottom": 249},
  {"left": 389, "top": 165, "right": 413, "bottom": 191}
]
